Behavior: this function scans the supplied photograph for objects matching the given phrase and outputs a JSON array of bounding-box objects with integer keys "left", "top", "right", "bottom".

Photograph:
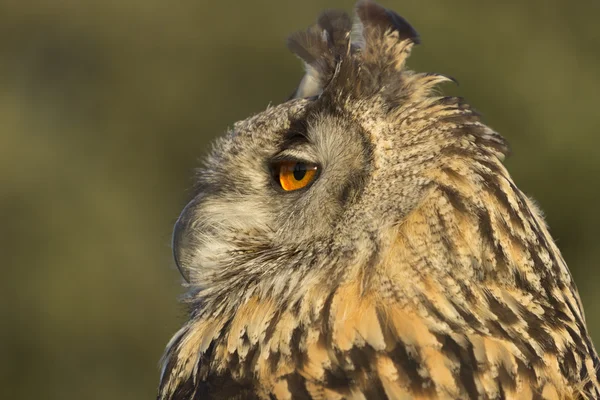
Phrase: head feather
[
  {"left": 288, "top": 1, "right": 421, "bottom": 101},
  {"left": 287, "top": 10, "right": 353, "bottom": 99}
]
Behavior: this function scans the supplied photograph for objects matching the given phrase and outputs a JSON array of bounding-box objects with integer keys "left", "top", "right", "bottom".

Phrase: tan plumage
[{"left": 158, "top": 1, "right": 600, "bottom": 399}]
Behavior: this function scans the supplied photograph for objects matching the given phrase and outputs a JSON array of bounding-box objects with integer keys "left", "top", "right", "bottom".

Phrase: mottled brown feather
[{"left": 158, "top": 1, "right": 600, "bottom": 399}]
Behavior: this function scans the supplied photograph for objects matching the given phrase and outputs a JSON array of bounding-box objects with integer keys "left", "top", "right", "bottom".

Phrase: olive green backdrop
[{"left": 1, "top": 1, "right": 598, "bottom": 399}]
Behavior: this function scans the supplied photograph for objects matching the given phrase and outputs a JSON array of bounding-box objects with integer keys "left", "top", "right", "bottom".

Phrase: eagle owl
[{"left": 158, "top": 1, "right": 600, "bottom": 399}]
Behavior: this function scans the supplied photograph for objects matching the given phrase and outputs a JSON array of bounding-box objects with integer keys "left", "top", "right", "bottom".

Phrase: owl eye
[{"left": 273, "top": 161, "right": 319, "bottom": 191}]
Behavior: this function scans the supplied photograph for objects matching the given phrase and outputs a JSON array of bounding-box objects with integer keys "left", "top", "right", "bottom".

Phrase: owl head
[
  {"left": 172, "top": 0, "right": 508, "bottom": 311},
  {"left": 160, "top": 2, "right": 600, "bottom": 398}
]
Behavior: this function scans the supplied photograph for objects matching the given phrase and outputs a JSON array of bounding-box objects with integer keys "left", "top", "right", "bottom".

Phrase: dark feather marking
[
  {"left": 528, "top": 250, "right": 553, "bottom": 289},
  {"left": 286, "top": 373, "right": 312, "bottom": 400},
  {"left": 240, "top": 344, "right": 260, "bottom": 381},
  {"left": 560, "top": 290, "right": 599, "bottom": 363},
  {"left": 228, "top": 351, "right": 240, "bottom": 377},
  {"left": 433, "top": 96, "right": 464, "bottom": 107},
  {"left": 437, "top": 333, "right": 479, "bottom": 400},
  {"left": 323, "top": 367, "right": 352, "bottom": 391},
  {"left": 486, "top": 317, "right": 542, "bottom": 363},
  {"left": 497, "top": 382, "right": 507, "bottom": 400},
  {"left": 439, "top": 165, "right": 467, "bottom": 184},
  {"left": 474, "top": 207, "right": 498, "bottom": 252},
  {"left": 560, "top": 348, "right": 578, "bottom": 380},
  {"left": 484, "top": 319, "right": 512, "bottom": 343},
  {"left": 348, "top": 346, "right": 373, "bottom": 372},
  {"left": 420, "top": 295, "right": 463, "bottom": 331},
  {"left": 517, "top": 304, "right": 558, "bottom": 346},
  {"left": 565, "top": 324, "right": 590, "bottom": 355},
  {"left": 430, "top": 97, "right": 480, "bottom": 119},
  {"left": 474, "top": 205, "right": 513, "bottom": 279},
  {"left": 509, "top": 183, "right": 568, "bottom": 276},
  {"left": 361, "top": 373, "right": 388, "bottom": 399},
  {"left": 169, "top": 375, "right": 197, "bottom": 400},
  {"left": 474, "top": 158, "right": 505, "bottom": 177},
  {"left": 513, "top": 269, "right": 538, "bottom": 293},
  {"left": 375, "top": 307, "right": 432, "bottom": 395},
  {"left": 321, "top": 290, "right": 336, "bottom": 345},
  {"left": 268, "top": 351, "right": 281, "bottom": 374},
  {"left": 552, "top": 307, "right": 573, "bottom": 325},
  {"left": 439, "top": 145, "right": 476, "bottom": 160},
  {"left": 278, "top": 118, "right": 310, "bottom": 149},
  {"left": 438, "top": 185, "right": 470, "bottom": 214},
  {"left": 290, "top": 299, "right": 302, "bottom": 318},
  {"left": 336, "top": 122, "right": 373, "bottom": 207},
  {"left": 440, "top": 114, "right": 482, "bottom": 126},
  {"left": 454, "top": 305, "right": 485, "bottom": 333},
  {"left": 388, "top": 340, "right": 433, "bottom": 396},
  {"left": 532, "top": 391, "right": 545, "bottom": 400},
  {"left": 527, "top": 319, "right": 557, "bottom": 354},
  {"left": 290, "top": 326, "right": 306, "bottom": 369},
  {"left": 517, "top": 358, "right": 538, "bottom": 392},
  {"left": 262, "top": 310, "right": 282, "bottom": 348},
  {"left": 458, "top": 280, "right": 477, "bottom": 304},
  {"left": 422, "top": 72, "right": 459, "bottom": 86},
  {"left": 498, "top": 363, "right": 517, "bottom": 396},
  {"left": 484, "top": 292, "right": 520, "bottom": 326},
  {"left": 435, "top": 208, "right": 458, "bottom": 257},
  {"left": 474, "top": 134, "right": 510, "bottom": 156},
  {"left": 479, "top": 171, "right": 524, "bottom": 231},
  {"left": 194, "top": 375, "right": 258, "bottom": 400}
]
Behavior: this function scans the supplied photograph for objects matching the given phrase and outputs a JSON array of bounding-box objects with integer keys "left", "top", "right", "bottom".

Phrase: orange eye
[{"left": 275, "top": 161, "right": 318, "bottom": 191}]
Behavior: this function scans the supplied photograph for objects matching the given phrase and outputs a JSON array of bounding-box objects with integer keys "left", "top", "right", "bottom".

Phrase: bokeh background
[{"left": 1, "top": 0, "right": 599, "bottom": 398}]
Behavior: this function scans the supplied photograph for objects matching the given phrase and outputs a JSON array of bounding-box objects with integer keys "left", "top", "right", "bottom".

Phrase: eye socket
[{"left": 273, "top": 161, "right": 319, "bottom": 191}]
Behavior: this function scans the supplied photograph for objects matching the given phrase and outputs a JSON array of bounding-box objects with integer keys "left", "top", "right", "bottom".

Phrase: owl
[{"left": 158, "top": 1, "right": 600, "bottom": 399}]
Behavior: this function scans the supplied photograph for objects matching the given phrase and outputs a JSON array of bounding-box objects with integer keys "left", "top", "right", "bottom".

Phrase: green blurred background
[{"left": 1, "top": 1, "right": 598, "bottom": 398}]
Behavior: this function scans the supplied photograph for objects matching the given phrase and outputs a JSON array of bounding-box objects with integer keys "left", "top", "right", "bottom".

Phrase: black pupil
[{"left": 293, "top": 163, "right": 307, "bottom": 181}]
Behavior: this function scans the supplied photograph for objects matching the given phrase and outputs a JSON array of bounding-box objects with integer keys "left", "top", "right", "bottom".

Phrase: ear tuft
[
  {"left": 287, "top": 2, "right": 421, "bottom": 100},
  {"left": 317, "top": 9, "right": 354, "bottom": 53},
  {"left": 355, "top": 0, "right": 420, "bottom": 44},
  {"left": 286, "top": 27, "right": 328, "bottom": 69},
  {"left": 287, "top": 10, "right": 353, "bottom": 99},
  {"left": 353, "top": 0, "right": 419, "bottom": 73}
]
